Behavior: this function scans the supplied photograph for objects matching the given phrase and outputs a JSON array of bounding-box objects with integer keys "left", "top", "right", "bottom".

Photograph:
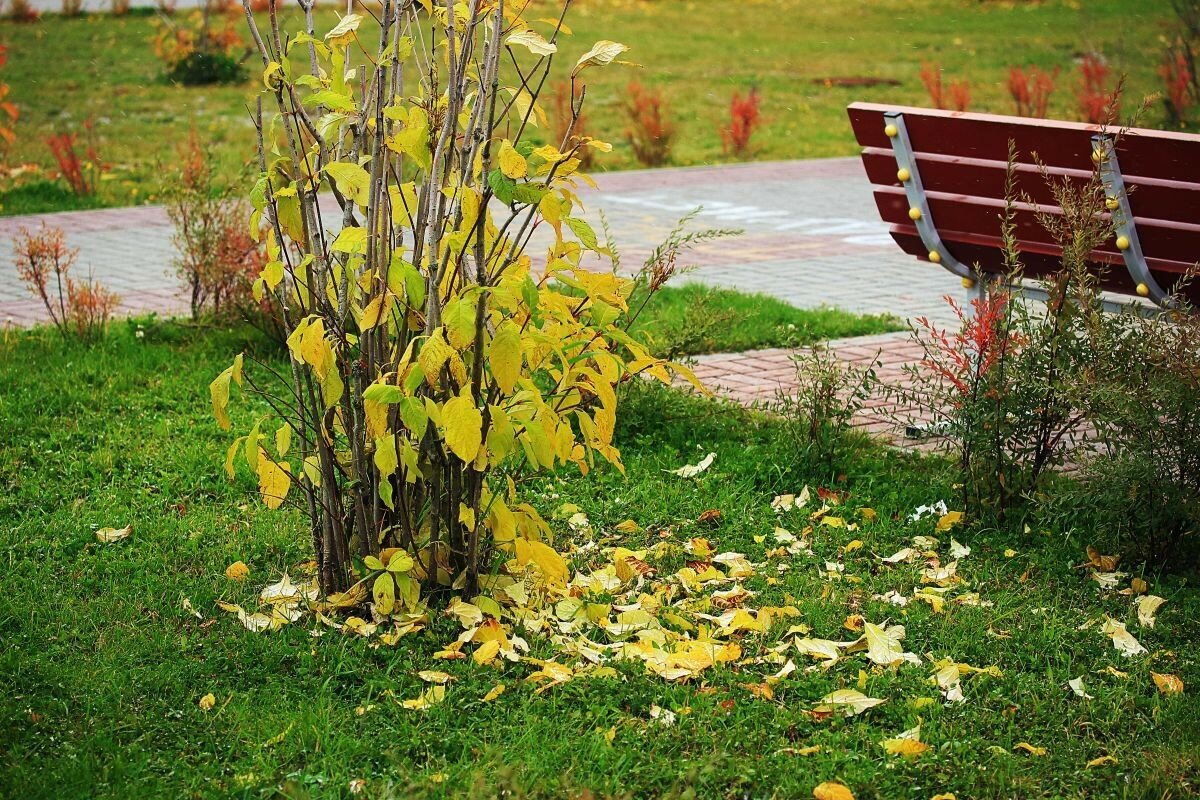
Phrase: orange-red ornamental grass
[
  {"left": 623, "top": 80, "right": 675, "bottom": 166},
  {"left": 1076, "top": 54, "right": 1118, "bottom": 124},
  {"left": 12, "top": 224, "right": 121, "bottom": 341},
  {"left": 720, "top": 88, "right": 762, "bottom": 157},
  {"left": 1007, "top": 65, "right": 1059, "bottom": 118},
  {"left": 0, "top": 46, "right": 16, "bottom": 157},
  {"left": 920, "top": 62, "right": 970, "bottom": 111},
  {"left": 47, "top": 122, "right": 103, "bottom": 196},
  {"left": 1161, "top": 52, "right": 1195, "bottom": 125},
  {"left": 914, "top": 292, "right": 1024, "bottom": 405}
]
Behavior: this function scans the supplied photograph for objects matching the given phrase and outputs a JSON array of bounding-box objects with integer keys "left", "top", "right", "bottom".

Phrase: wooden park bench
[{"left": 846, "top": 101, "right": 1200, "bottom": 310}]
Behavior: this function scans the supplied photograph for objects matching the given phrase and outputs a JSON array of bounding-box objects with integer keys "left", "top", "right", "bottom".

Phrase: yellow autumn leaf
[
  {"left": 514, "top": 538, "right": 569, "bottom": 586},
  {"left": 482, "top": 684, "right": 506, "bottom": 702},
  {"left": 325, "top": 162, "right": 371, "bottom": 207},
  {"left": 198, "top": 693, "right": 216, "bottom": 711},
  {"left": 571, "top": 40, "right": 629, "bottom": 76},
  {"left": 812, "top": 781, "right": 855, "bottom": 800},
  {"left": 473, "top": 638, "right": 501, "bottom": 665},
  {"left": 1086, "top": 755, "right": 1118, "bottom": 769},
  {"left": 1152, "top": 672, "right": 1184, "bottom": 695},
  {"left": 505, "top": 28, "right": 557, "bottom": 56},
  {"left": 881, "top": 725, "right": 929, "bottom": 757},
  {"left": 256, "top": 454, "right": 292, "bottom": 510},
  {"left": 1014, "top": 742, "right": 1047, "bottom": 756},
  {"left": 442, "top": 389, "right": 483, "bottom": 463},
  {"left": 936, "top": 510, "right": 964, "bottom": 531},
  {"left": 95, "top": 524, "right": 132, "bottom": 544},
  {"left": 489, "top": 320, "right": 522, "bottom": 395},
  {"left": 225, "top": 561, "right": 250, "bottom": 581},
  {"left": 498, "top": 140, "right": 527, "bottom": 179},
  {"left": 417, "top": 670, "right": 453, "bottom": 685}
]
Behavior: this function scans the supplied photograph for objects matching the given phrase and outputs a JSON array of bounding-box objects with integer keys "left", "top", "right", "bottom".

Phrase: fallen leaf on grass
[
  {"left": 1136, "top": 595, "right": 1166, "bottom": 628},
  {"left": 224, "top": 561, "right": 250, "bottom": 581},
  {"left": 473, "top": 639, "right": 501, "bottom": 665},
  {"left": 935, "top": 511, "right": 964, "bottom": 531},
  {"left": 930, "top": 795, "right": 957, "bottom": 800},
  {"left": 777, "top": 745, "right": 822, "bottom": 756},
  {"left": 813, "top": 689, "right": 884, "bottom": 716},
  {"left": 198, "top": 693, "right": 216, "bottom": 711},
  {"left": 182, "top": 597, "right": 203, "bottom": 619},
  {"left": 417, "top": 670, "right": 453, "bottom": 684},
  {"left": 1086, "top": 755, "right": 1118, "bottom": 768},
  {"left": 95, "top": 525, "right": 131, "bottom": 543},
  {"left": 1068, "top": 677, "right": 1093, "bottom": 700},
  {"left": 670, "top": 452, "right": 715, "bottom": 478},
  {"left": 481, "top": 684, "right": 506, "bottom": 702},
  {"left": 1152, "top": 672, "right": 1184, "bottom": 695},
  {"left": 1014, "top": 742, "right": 1047, "bottom": 756},
  {"left": 1082, "top": 545, "right": 1120, "bottom": 572},
  {"left": 881, "top": 725, "right": 930, "bottom": 757},
  {"left": 1100, "top": 617, "right": 1147, "bottom": 656},
  {"left": 813, "top": 781, "right": 854, "bottom": 800},
  {"left": 401, "top": 684, "right": 446, "bottom": 710}
]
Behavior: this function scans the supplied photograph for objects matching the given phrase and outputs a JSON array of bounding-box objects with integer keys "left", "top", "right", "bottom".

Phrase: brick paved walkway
[
  {"left": 2, "top": 157, "right": 972, "bottom": 443},
  {"left": 0, "top": 158, "right": 968, "bottom": 327}
]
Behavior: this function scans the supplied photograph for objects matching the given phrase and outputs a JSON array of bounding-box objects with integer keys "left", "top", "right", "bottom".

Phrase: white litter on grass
[
  {"left": 909, "top": 501, "right": 949, "bottom": 522},
  {"left": 669, "top": 452, "right": 716, "bottom": 478}
]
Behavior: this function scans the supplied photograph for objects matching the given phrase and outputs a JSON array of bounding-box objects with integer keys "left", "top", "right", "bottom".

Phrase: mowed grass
[
  {"left": 0, "top": 0, "right": 1177, "bottom": 213},
  {"left": 1, "top": 319, "right": 1198, "bottom": 799},
  {"left": 624, "top": 283, "right": 902, "bottom": 356}
]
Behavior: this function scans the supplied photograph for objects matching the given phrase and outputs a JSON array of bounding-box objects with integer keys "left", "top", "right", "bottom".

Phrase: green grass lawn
[
  {"left": 0, "top": 0, "right": 1179, "bottom": 214},
  {"left": 1, "top": 319, "right": 1197, "bottom": 799},
  {"left": 624, "top": 283, "right": 902, "bottom": 356}
]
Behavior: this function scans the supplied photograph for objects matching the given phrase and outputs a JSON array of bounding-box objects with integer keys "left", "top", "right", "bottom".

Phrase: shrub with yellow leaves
[{"left": 212, "top": 0, "right": 697, "bottom": 603}]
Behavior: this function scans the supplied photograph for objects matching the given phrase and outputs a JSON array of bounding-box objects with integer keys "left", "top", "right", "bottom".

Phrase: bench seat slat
[
  {"left": 872, "top": 187, "right": 1200, "bottom": 271},
  {"left": 861, "top": 150, "right": 1200, "bottom": 222},
  {"left": 889, "top": 227, "right": 1200, "bottom": 306}
]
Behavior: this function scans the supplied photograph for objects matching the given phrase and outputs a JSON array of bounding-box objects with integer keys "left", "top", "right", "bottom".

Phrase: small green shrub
[{"left": 166, "top": 51, "right": 245, "bottom": 86}]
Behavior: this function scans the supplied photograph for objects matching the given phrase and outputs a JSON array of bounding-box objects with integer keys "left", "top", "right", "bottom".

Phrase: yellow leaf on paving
[
  {"left": 1014, "top": 742, "right": 1047, "bottom": 756},
  {"left": 1086, "top": 755, "right": 1118, "bottom": 769},
  {"left": 812, "top": 781, "right": 855, "bottom": 800},
  {"left": 225, "top": 561, "right": 250, "bottom": 581},
  {"left": 95, "top": 524, "right": 132, "bottom": 544},
  {"left": 1152, "top": 672, "right": 1184, "bottom": 695},
  {"left": 199, "top": 693, "right": 216, "bottom": 711},
  {"left": 482, "top": 684, "right": 506, "bottom": 702}
]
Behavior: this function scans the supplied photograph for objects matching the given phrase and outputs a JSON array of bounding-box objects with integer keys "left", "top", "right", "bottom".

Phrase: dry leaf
[
  {"left": 1086, "top": 755, "right": 1118, "bottom": 768},
  {"left": 1136, "top": 595, "right": 1166, "bottom": 628},
  {"left": 198, "top": 693, "right": 216, "bottom": 711},
  {"left": 1084, "top": 545, "right": 1120, "bottom": 572},
  {"left": 670, "top": 452, "right": 715, "bottom": 478},
  {"left": 482, "top": 684, "right": 506, "bottom": 702},
  {"left": 1100, "top": 617, "right": 1147, "bottom": 656},
  {"left": 813, "top": 781, "right": 855, "bottom": 800},
  {"left": 1014, "top": 742, "right": 1047, "bottom": 756},
  {"left": 224, "top": 561, "right": 250, "bottom": 581},
  {"left": 881, "top": 726, "right": 929, "bottom": 757},
  {"left": 1151, "top": 672, "right": 1184, "bottom": 695},
  {"left": 814, "top": 689, "right": 885, "bottom": 716},
  {"left": 95, "top": 524, "right": 132, "bottom": 543},
  {"left": 1068, "top": 677, "right": 1093, "bottom": 700}
]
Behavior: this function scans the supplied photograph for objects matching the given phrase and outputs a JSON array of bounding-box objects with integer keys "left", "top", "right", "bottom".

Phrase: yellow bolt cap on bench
[
  {"left": 908, "top": 207, "right": 922, "bottom": 221},
  {"left": 1136, "top": 282, "right": 1150, "bottom": 297},
  {"left": 962, "top": 277, "right": 977, "bottom": 289},
  {"left": 1091, "top": 148, "right": 1104, "bottom": 164},
  {"left": 885, "top": 124, "right": 898, "bottom": 138},
  {"left": 1116, "top": 235, "right": 1131, "bottom": 250},
  {"left": 1105, "top": 197, "right": 1120, "bottom": 210},
  {"left": 928, "top": 250, "right": 942, "bottom": 263},
  {"left": 897, "top": 167, "right": 911, "bottom": 182}
]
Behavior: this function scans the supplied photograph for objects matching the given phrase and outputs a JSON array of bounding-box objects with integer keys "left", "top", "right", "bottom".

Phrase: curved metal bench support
[
  {"left": 883, "top": 111, "right": 977, "bottom": 284},
  {"left": 1092, "top": 134, "right": 1175, "bottom": 309}
]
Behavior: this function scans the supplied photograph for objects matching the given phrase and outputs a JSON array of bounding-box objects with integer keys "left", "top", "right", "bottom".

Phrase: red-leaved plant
[
  {"left": 0, "top": 46, "right": 17, "bottom": 160},
  {"left": 623, "top": 80, "right": 674, "bottom": 166},
  {"left": 1076, "top": 54, "right": 1118, "bottom": 124},
  {"left": 720, "top": 87, "right": 762, "bottom": 157},
  {"left": 920, "top": 62, "right": 970, "bottom": 111},
  {"left": 1007, "top": 65, "right": 1058, "bottom": 118},
  {"left": 1161, "top": 51, "right": 1195, "bottom": 125},
  {"left": 47, "top": 121, "right": 103, "bottom": 196},
  {"left": 12, "top": 224, "right": 120, "bottom": 341}
]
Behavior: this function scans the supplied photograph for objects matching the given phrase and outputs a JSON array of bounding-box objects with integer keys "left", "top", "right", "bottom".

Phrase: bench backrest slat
[{"left": 848, "top": 102, "right": 1200, "bottom": 306}]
